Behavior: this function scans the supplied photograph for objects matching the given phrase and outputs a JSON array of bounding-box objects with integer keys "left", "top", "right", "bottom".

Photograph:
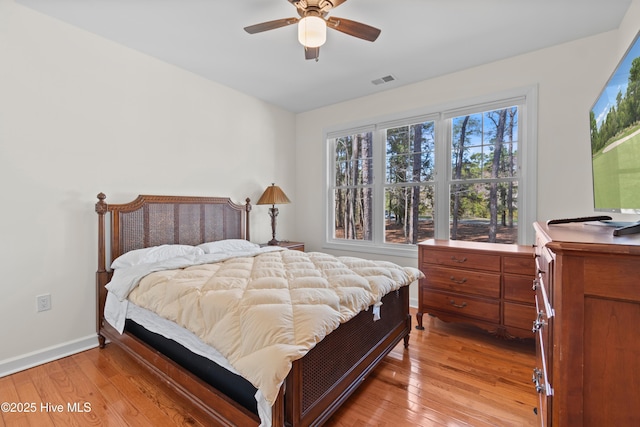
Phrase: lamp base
[{"left": 267, "top": 206, "right": 281, "bottom": 246}]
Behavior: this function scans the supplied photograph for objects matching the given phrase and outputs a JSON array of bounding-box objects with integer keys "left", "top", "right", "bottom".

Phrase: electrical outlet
[{"left": 36, "top": 294, "right": 51, "bottom": 312}]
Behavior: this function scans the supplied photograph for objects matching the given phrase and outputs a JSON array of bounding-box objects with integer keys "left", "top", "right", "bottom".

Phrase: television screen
[{"left": 590, "top": 31, "right": 640, "bottom": 214}]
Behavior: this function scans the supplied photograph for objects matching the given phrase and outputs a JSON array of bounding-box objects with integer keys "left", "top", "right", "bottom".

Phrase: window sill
[{"left": 321, "top": 241, "right": 419, "bottom": 259}]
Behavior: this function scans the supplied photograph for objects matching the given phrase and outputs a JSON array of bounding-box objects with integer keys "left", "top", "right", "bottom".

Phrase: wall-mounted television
[{"left": 590, "top": 31, "right": 640, "bottom": 235}]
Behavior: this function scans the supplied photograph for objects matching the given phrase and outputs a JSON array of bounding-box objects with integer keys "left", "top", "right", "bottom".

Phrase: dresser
[
  {"left": 417, "top": 239, "right": 535, "bottom": 339},
  {"left": 533, "top": 221, "right": 640, "bottom": 426}
]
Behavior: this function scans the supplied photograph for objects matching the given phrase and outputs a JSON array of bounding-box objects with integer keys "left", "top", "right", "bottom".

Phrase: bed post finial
[
  {"left": 96, "top": 192, "right": 107, "bottom": 215},
  {"left": 245, "top": 197, "right": 251, "bottom": 242},
  {"left": 96, "top": 192, "right": 108, "bottom": 274}
]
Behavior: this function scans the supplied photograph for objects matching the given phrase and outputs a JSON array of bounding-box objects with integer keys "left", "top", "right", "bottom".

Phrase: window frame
[{"left": 323, "top": 86, "right": 538, "bottom": 258}]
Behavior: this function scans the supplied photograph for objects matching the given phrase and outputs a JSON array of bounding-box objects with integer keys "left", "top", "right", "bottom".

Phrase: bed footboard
[{"left": 285, "top": 286, "right": 411, "bottom": 426}]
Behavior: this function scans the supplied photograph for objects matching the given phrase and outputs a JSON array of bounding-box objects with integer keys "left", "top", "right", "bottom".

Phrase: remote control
[{"left": 547, "top": 215, "right": 612, "bottom": 225}]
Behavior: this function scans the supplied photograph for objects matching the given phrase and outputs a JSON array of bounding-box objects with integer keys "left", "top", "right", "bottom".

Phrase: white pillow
[
  {"left": 197, "top": 239, "right": 259, "bottom": 254},
  {"left": 111, "top": 244, "right": 204, "bottom": 269}
]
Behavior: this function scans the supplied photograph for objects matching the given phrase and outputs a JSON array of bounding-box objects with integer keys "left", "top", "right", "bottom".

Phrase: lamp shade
[
  {"left": 298, "top": 16, "right": 326, "bottom": 48},
  {"left": 257, "top": 183, "right": 291, "bottom": 205}
]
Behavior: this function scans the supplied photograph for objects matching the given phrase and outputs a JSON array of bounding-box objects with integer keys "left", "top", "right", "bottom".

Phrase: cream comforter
[{"left": 116, "top": 249, "right": 421, "bottom": 405}]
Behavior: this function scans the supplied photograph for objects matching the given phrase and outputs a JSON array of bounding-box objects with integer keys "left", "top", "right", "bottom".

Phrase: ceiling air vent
[{"left": 371, "top": 74, "right": 396, "bottom": 86}]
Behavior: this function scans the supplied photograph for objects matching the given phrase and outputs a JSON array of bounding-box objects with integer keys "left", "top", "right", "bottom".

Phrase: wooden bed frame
[{"left": 95, "top": 193, "right": 412, "bottom": 426}]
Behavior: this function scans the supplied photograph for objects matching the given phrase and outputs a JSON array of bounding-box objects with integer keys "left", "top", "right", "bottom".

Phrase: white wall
[
  {"left": 295, "top": 2, "right": 640, "bottom": 303},
  {"left": 0, "top": 0, "right": 296, "bottom": 370}
]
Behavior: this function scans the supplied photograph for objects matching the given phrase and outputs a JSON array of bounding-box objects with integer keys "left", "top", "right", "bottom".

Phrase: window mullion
[
  {"left": 434, "top": 114, "right": 450, "bottom": 240},
  {"left": 373, "top": 126, "right": 386, "bottom": 245}
]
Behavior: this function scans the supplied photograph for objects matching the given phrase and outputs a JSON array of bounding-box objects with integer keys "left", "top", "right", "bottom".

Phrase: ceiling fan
[{"left": 244, "top": 0, "right": 381, "bottom": 61}]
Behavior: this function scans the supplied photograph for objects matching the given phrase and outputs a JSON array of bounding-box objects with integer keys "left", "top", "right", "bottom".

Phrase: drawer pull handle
[
  {"left": 449, "top": 276, "right": 467, "bottom": 284},
  {"left": 450, "top": 256, "right": 467, "bottom": 263},
  {"left": 532, "top": 310, "right": 546, "bottom": 332},
  {"left": 449, "top": 299, "right": 467, "bottom": 309},
  {"left": 532, "top": 368, "right": 547, "bottom": 394}
]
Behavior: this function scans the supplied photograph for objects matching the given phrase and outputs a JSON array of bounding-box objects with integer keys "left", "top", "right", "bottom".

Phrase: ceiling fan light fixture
[{"left": 298, "top": 16, "right": 326, "bottom": 48}]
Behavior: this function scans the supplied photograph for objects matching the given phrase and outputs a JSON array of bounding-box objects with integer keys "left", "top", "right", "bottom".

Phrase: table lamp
[{"left": 257, "top": 183, "right": 291, "bottom": 245}]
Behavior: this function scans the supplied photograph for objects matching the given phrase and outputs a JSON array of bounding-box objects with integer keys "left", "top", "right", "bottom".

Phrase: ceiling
[{"left": 17, "top": 0, "right": 632, "bottom": 113}]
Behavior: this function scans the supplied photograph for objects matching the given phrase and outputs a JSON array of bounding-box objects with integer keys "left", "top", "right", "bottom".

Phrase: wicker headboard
[{"left": 94, "top": 192, "right": 251, "bottom": 331}]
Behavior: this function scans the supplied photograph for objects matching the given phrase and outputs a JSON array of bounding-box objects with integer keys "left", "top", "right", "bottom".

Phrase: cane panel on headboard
[{"left": 95, "top": 193, "right": 251, "bottom": 272}]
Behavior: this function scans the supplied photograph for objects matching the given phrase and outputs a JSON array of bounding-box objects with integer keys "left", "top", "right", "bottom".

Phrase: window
[
  {"left": 449, "top": 106, "right": 519, "bottom": 244},
  {"left": 326, "top": 88, "right": 537, "bottom": 255},
  {"left": 383, "top": 120, "right": 436, "bottom": 245},
  {"left": 333, "top": 132, "right": 374, "bottom": 241}
]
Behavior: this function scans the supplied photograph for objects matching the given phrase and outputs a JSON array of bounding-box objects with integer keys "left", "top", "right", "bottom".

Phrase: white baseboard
[
  {"left": 1, "top": 301, "right": 418, "bottom": 378},
  {"left": 0, "top": 335, "right": 98, "bottom": 378}
]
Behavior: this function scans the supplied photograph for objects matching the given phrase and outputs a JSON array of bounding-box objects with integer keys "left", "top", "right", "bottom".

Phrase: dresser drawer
[
  {"left": 534, "top": 273, "right": 553, "bottom": 321},
  {"left": 504, "top": 301, "right": 536, "bottom": 331},
  {"left": 504, "top": 274, "right": 535, "bottom": 303},
  {"left": 424, "top": 266, "right": 500, "bottom": 298},
  {"left": 421, "top": 250, "right": 501, "bottom": 272},
  {"left": 503, "top": 255, "right": 534, "bottom": 275},
  {"left": 421, "top": 289, "right": 500, "bottom": 322}
]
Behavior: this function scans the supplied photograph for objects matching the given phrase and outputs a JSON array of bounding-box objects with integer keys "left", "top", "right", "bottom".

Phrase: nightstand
[{"left": 261, "top": 241, "right": 305, "bottom": 251}]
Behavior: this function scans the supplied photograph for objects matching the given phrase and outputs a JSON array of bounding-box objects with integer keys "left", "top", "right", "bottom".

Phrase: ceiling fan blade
[
  {"left": 327, "top": 16, "right": 381, "bottom": 42},
  {"left": 244, "top": 17, "right": 298, "bottom": 34},
  {"left": 327, "top": 0, "right": 348, "bottom": 9},
  {"left": 305, "top": 46, "right": 320, "bottom": 61}
]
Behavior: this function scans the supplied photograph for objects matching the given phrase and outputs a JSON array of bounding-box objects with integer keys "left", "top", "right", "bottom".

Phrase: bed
[{"left": 95, "top": 193, "right": 418, "bottom": 426}]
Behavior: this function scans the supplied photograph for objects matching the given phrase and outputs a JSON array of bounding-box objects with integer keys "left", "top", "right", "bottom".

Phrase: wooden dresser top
[
  {"left": 418, "top": 238, "right": 533, "bottom": 255},
  {"left": 534, "top": 221, "right": 640, "bottom": 255}
]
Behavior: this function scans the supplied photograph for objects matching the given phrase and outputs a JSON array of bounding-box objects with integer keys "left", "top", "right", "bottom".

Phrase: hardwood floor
[
  {"left": 329, "top": 315, "right": 537, "bottom": 426},
  {"left": 0, "top": 313, "right": 537, "bottom": 427}
]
